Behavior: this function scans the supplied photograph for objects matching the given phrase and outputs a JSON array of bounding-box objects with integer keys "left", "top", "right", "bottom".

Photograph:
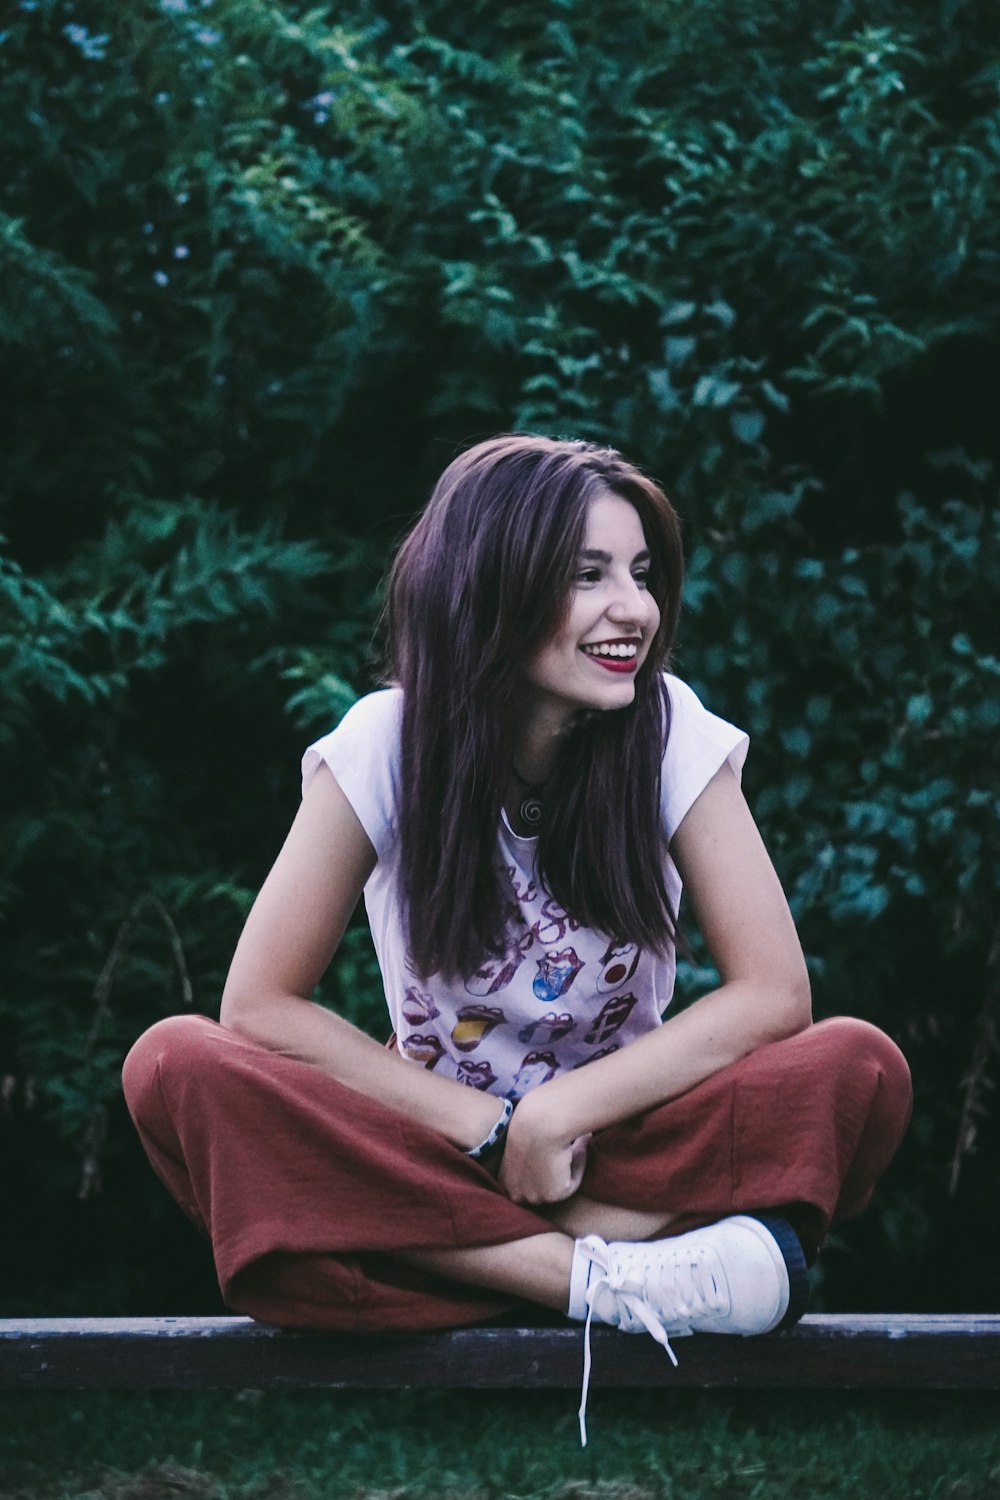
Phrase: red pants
[{"left": 122, "top": 1015, "right": 911, "bottom": 1333}]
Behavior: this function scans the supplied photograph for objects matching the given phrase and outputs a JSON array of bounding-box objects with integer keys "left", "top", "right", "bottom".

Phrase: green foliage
[{"left": 1, "top": 0, "right": 998, "bottom": 1313}]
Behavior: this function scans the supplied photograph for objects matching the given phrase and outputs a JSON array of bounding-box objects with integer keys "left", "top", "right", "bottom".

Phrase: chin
[{"left": 584, "top": 684, "right": 637, "bottom": 713}]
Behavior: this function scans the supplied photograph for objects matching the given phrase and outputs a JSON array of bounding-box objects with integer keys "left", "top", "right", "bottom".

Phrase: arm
[
  {"left": 500, "top": 761, "right": 811, "bottom": 1202},
  {"left": 219, "top": 761, "right": 504, "bottom": 1151}
]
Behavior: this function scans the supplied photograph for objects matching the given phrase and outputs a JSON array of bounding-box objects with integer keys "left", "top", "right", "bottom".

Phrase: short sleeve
[
  {"left": 660, "top": 675, "right": 749, "bottom": 842},
  {"left": 301, "top": 688, "right": 402, "bottom": 861}
]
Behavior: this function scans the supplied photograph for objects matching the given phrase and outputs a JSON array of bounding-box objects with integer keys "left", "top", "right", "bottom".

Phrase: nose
[{"left": 606, "top": 573, "right": 655, "bottom": 626}]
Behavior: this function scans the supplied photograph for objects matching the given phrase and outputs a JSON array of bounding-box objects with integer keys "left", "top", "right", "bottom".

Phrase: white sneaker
[{"left": 571, "top": 1216, "right": 807, "bottom": 1444}]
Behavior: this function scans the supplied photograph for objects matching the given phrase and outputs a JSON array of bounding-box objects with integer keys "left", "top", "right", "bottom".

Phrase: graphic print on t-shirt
[
  {"left": 507, "top": 1050, "right": 559, "bottom": 1096},
  {"left": 452, "top": 1003, "right": 505, "bottom": 1052},
  {"left": 401, "top": 987, "right": 440, "bottom": 1026},
  {"left": 573, "top": 1043, "right": 620, "bottom": 1067},
  {"left": 596, "top": 940, "right": 641, "bottom": 992},
  {"left": 464, "top": 874, "right": 536, "bottom": 996},
  {"left": 464, "top": 930, "right": 533, "bottom": 995},
  {"left": 507, "top": 864, "right": 538, "bottom": 906},
  {"left": 401, "top": 1033, "right": 445, "bottom": 1069},
  {"left": 532, "top": 947, "right": 584, "bottom": 1003},
  {"left": 531, "top": 895, "right": 581, "bottom": 947},
  {"left": 457, "top": 1058, "right": 498, "bottom": 1090},
  {"left": 584, "top": 992, "right": 638, "bottom": 1045},
  {"left": 518, "top": 1011, "right": 575, "bottom": 1046}
]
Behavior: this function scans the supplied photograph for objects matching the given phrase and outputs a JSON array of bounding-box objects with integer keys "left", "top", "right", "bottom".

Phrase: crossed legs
[{"left": 122, "top": 1014, "right": 912, "bottom": 1331}]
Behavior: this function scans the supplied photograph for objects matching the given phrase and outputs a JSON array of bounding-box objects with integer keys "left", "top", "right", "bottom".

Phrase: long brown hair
[{"left": 384, "top": 434, "right": 685, "bottom": 981}]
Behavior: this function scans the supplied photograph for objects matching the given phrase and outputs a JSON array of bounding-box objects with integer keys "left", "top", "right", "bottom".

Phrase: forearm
[
  {"left": 516, "top": 979, "right": 811, "bottom": 1146},
  {"left": 219, "top": 992, "right": 502, "bottom": 1151}
]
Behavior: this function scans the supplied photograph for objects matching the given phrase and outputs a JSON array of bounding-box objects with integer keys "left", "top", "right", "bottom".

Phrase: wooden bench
[{"left": 2, "top": 1315, "right": 999, "bottom": 1390}]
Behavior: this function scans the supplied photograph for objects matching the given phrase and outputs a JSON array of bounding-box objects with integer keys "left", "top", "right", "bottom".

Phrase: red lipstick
[
  {"left": 586, "top": 655, "right": 638, "bottom": 674},
  {"left": 580, "top": 641, "right": 640, "bottom": 675}
]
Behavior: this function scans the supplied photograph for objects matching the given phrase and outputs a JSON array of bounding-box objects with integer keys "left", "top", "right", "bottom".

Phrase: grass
[{"left": 3, "top": 1388, "right": 1000, "bottom": 1500}]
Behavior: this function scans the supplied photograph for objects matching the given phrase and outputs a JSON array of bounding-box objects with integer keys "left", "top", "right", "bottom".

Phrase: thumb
[{"left": 568, "top": 1134, "right": 591, "bottom": 1193}]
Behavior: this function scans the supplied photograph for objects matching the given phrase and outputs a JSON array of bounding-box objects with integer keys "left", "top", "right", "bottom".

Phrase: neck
[
  {"left": 511, "top": 728, "right": 559, "bottom": 786},
  {"left": 511, "top": 694, "right": 574, "bottom": 785}
]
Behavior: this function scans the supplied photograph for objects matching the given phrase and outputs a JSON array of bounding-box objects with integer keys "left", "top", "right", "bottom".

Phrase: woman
[{"left": 123, "top": 434, "right": 912, "bottom": 1442}]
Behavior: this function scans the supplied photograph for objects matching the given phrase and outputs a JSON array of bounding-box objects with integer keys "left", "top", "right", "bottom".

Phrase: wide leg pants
[{"left": 122, "top": 1015, "right": 911, "bottom": 1333}]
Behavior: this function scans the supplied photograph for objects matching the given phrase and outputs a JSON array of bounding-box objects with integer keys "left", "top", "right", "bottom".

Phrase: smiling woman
[{"left": 122, "top": 434, "right": 912, "bottom": 1445}]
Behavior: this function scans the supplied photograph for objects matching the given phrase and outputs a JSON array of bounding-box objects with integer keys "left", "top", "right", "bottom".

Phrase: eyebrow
[{"left": 579, "top": 548, "right": 651, "bottom": 564}]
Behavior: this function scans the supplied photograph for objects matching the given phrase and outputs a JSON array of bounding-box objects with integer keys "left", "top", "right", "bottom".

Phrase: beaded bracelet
[{"left": 465, "top": 1097, "right": 514, "bottom": 1168}]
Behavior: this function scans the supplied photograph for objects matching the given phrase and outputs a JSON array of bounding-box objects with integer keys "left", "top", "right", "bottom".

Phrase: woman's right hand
[{"left": 498, "top": 1095, "right": 590, "bottom": 1205}]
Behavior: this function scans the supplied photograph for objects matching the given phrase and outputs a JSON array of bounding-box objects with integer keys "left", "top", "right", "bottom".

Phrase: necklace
[{"left": 511, "top": 765, "right": 545, "bottom": 830}]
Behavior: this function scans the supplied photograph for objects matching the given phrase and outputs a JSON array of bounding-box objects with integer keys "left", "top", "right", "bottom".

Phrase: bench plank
[{"left": 2, "top": 1315, "right": 999, "bottom": 1390}]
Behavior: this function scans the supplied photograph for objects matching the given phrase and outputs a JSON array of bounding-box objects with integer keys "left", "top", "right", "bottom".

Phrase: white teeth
[{"left": 583, "top": 642, "right": 638, "bottom": 658}]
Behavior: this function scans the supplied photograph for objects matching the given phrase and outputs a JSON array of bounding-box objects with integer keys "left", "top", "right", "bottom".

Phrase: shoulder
[
  {"left": 303, "top": 688, "right": 402, "bottom": 772},
  {"left": 661, "top": 671, "right": 747, "bottom": 754},
  {"left": 301, "top": 687, "right": 403, "bottom": 860},
  {"left": 659, "top": 672, "right": 750, "bottom": 842}
]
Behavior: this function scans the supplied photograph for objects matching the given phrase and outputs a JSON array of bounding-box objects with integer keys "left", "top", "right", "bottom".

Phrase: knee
[
  {"left": 122, "top": 1014, "right": 220, "bottom": 1120},
  {"left": 812, "top": 1016, "right": 913, "bottom": 1115}
]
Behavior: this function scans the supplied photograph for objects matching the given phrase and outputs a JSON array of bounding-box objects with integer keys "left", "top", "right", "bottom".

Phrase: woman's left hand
[{"left": 498, "top": 1098, "right": 591, "bottom": 1205}]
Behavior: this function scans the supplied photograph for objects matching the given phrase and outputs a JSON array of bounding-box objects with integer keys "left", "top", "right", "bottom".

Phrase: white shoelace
[{"left": 577, "top": 1240, "right": 728, "bottom": 1446}]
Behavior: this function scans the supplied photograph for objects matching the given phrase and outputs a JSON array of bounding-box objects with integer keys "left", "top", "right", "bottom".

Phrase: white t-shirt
[{"left": 302, "top": 675, "right": 748, "bottom": 1102}]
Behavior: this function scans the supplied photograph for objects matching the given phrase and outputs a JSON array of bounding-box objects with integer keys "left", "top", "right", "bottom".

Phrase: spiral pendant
[{"left": 519, "top": 794, "right": 544, "bottom": 828}]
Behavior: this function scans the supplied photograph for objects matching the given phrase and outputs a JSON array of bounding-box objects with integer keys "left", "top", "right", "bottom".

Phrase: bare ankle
[
  {"left": 398, "top": 1231, "right": 576, "bottom": 1312},
  {"left": 544, "top": 1194, "right": 675, "bottom": 1242}
]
